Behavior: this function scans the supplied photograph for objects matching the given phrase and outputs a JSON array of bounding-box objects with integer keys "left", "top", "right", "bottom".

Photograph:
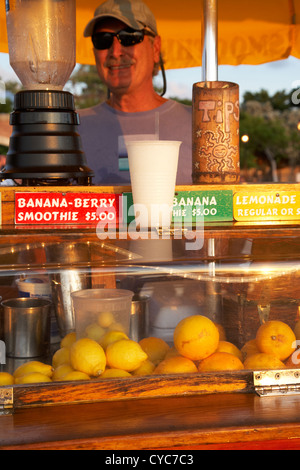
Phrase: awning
[{"left": 0, "top": 0, "right": 299, "bottom": 70}]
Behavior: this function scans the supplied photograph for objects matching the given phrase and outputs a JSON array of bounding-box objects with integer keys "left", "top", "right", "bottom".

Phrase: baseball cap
[{"left": 84, "top": 0, "right": 158, "bottom": 37}]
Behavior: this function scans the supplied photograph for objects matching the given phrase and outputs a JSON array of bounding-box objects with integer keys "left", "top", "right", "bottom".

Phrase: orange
[
  {"left": 164, "top": 346, "right": 181, "bottom": 359},
  {"left": 285, "top": 349, "right": 300, "bottom": 368},
  {"left": 215, "top": 323, "right": 227, "bottom": 341},
  {"left": 139, "top": 337, "right": 170, "bottom": 366},
  {"left": 241, "top": 339, "right": 260, "bottom": 360},
  {"left": 256, "top": 321, "right": 296, "bottom": 361},
  {"left": 244, "top": 353, "right": 286, "bottom": 370},
  {"left": 198, "top": 352, "right": 244, "bottom": 372},
  {"left": 216, "top": 341, "right": 243, "bottom": 362},
  {"left": 173, "top": 315, "right": 219, "bottom": 361},
  {"left": 153, "top": 356, "right": 198, "bottom": 375}
]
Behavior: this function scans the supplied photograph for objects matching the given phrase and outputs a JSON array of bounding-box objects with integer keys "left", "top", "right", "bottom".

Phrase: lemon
[
  {"left": 139, "top": 337, "right": 170, "bottom": 366},
  {"left": 0, "top": 372, "right": 14, "bottom": 385},
  {"left": 15, "top": 373, "right": 52, "bottom": 384},
  {"left": 52, "top": 364, "right": 74, "bottom": 381},
  {"left": 98, "top": 311, "right": 115, "bottom": 328},
  {"left": 99, "top": 330, "right": 128, "bottom": 350},
  {"left": 60, "top": 332, "right": 77, "bottom": 349},
  {"left": 52, "top": 347, "right": 71, "bottom": 369},
  {"left": 62, "top": 371, "right": 91, "bottom": 382},
  {"left": 100, "top": 369, "right": 132, "bottom": 378},
  {"left": 13, "top": 361, "right": 53, "bottom": 379},
  {"left": 106, "top": 339, "right": 148, "bottom": 372},
  {"left": 108, "top": 322, "right": 125, "bottom": 333},
  {"left": 132, "top": 359, "right": 155, "bottom": 376},
  {"left": 70, "top": 338, "right": 106, "bottom": 377},
  {"left": 85, "top": 323, "right": 106, "bottom": 342}
]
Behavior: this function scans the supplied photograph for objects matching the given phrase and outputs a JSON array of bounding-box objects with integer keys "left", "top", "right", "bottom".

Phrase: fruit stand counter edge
[
  {"left": 2, "top": 392, "right": 300, "bottom": 450},
  {"left": 9, "top": 370, "right": 254, "bottom": 409}
]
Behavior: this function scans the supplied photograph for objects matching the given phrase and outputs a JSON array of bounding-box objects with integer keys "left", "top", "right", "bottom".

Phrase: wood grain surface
[{"left": 1, "top": 393, "right": 300, "bottom": 450}]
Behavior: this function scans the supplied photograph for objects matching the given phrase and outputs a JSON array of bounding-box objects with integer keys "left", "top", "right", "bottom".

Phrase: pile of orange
[
  {"left": 170, "top": 317, "right": 298, "bottom": 373},
  {"left": 2, "top": 315, "right": 299, "bottom": 386},
  {"left": 172, "top": 315, "right": 244, "bottom": 373},
  {"left": 243, "top": 320, "right": 297, "bottom": 370}
]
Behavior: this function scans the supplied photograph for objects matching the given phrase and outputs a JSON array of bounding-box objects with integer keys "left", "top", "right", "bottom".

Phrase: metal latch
[
  {"left": 0, "top": 387, "right": 13, "bottom": 415},
  {"left": 254, "top": 369, "right": 300, "bottom": 397}
]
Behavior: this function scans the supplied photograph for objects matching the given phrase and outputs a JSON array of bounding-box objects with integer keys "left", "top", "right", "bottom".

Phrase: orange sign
[{"left": 233, "top": 191, "right": 300, "bottom": 221}]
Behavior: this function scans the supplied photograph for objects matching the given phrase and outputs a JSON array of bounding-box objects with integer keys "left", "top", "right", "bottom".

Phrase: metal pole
[{"left": 201, "top": 0, "right": 218, "bottom": 82}]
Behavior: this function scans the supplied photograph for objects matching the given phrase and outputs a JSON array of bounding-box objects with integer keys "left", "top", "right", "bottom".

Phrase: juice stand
[{"left": 0, "top": 0, "right": 300, "bottom": 451}]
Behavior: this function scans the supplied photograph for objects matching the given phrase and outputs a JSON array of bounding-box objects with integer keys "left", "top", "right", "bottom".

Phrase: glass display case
[{"left": 1, "top": 223, "right": 300, "bottom": 412}]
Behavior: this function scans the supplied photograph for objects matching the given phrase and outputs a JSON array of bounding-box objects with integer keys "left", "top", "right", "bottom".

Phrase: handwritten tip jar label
[{"left": 192, "top": 81, "right": 240, "bottom": 185}]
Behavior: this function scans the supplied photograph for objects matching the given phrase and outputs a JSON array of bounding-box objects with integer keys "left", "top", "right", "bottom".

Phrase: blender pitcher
[
  {"left": 3, "top": 0, "right": 94, "bottom": 185},
  {"left": 6, "top": 0, "right": 76, "bottom": 90}
]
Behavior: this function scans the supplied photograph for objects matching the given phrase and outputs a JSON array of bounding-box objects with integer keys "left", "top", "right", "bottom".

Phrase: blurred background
[{"left": 1, "top": 52, "right": 300, "bottom": 183}]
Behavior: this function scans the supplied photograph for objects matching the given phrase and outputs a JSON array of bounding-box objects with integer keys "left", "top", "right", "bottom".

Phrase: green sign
[
  {"left": 122, "top": 193, "right": 134, "bottom": 224},
  {"left": 173, "top": 190, "right": 233, "bottom": 223},
  {"left": 123, "top": 190, "right": 233, "bottom": 224}
]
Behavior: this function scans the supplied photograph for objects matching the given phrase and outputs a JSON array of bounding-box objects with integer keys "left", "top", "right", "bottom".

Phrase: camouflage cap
[{"left": 84, "top": 0, "right": 158, "bottom": 37}]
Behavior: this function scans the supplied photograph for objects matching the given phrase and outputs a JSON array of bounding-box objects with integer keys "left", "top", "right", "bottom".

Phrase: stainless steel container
[
  {"left": 130, "top": 294, "right": 150, "bottom": 342},
  {"left": 2, "top": 298, "right": 52, "bottom": 358},
  {"left": 44, "top": 242, "right": 93, "bottom": 338},
  {"left": 0, "top": 297, "right": 3, "bottom": 342}
]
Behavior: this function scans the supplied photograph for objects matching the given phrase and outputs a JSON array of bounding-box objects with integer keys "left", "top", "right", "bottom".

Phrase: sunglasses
[{"left": 92, "top": 28, "right": 154, "bottom": 50}]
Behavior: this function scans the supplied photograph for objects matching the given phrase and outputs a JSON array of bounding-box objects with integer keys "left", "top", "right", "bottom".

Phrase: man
[{"left": 79, "top": 0, "right": 192, "bottom": 185}]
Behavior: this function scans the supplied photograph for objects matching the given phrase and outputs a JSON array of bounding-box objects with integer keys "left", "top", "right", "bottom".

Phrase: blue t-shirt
[{"left": 78, "top": 100, "right": 192, "bottom": 185}]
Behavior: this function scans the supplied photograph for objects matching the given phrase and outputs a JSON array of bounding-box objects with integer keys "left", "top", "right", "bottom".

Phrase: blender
[{"left": 1, "top": 0, "right": 94, "bottom": 185}]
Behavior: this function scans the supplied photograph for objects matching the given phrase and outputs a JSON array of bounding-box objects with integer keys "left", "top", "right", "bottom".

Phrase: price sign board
[
  {"left": 233, "top": 191, "right": 300, "bottom": 221},
  {"left": 123, "top": 190, "right": 233, "bottom": 224},
  {"left": 15, "top": 192, "right": 121, "bottom": 225},
  {"left": 173, "top": 190, "right": 233, "bottom": 223}
]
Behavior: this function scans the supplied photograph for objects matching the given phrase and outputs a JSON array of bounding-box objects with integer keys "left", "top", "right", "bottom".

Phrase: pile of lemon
[{"left": 1, "top": 314, "right": 300, "bottom": 385}]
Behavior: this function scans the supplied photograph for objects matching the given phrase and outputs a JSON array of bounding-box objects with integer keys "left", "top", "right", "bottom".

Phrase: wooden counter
[
  {"left": 2, "top": 182, "right": 300, "bottom": 226},
  {"left": 1, "top": 184, "right": 300, "bottom": 450},
  {"left": 1, "top": 392, "right": 300, "bottom": 450}
]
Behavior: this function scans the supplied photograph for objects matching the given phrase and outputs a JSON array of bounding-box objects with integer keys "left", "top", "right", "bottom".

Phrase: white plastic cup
[{"left": 126, "top": 140, "right": 182, "bottom": 228}]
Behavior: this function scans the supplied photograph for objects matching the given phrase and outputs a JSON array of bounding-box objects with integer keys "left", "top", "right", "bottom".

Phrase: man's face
[{"left": 93, "top": 18, "right": 161, "bottom": 95}]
